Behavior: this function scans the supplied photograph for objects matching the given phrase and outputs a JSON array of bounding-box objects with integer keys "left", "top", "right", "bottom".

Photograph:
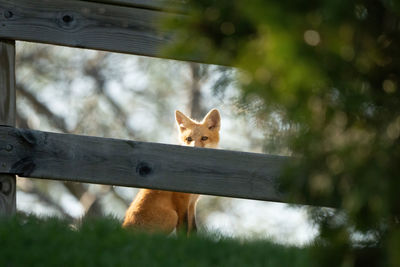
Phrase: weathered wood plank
[
  {"left": 0, "top": 40, "right": 16, "bottom": 216},
  {"left": 0, "top": 126, "right": 288, "bottom": 202},
  {"left": 0, "top": 40, "right": 15, "bottom": 125},
  {"left": 0, "top": 0, "right": 186, "bottom": 60}
]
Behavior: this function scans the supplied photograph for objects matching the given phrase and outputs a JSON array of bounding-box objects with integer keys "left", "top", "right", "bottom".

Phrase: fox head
[{"left": 175, "top": 109, "right": 220, "bottom": 148}]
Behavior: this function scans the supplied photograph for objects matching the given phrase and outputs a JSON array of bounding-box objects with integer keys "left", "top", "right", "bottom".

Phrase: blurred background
[
  {"left": 9, "top": 0, "right": 400, "bottom": 265},
  {"left": 15, "top": 41, "right": 315, "bottom": 245}
]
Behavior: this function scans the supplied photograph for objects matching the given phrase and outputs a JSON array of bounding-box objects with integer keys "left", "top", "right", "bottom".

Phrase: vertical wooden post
[{"left": 0, "top": 40, "right": 16, "bottom": 215}]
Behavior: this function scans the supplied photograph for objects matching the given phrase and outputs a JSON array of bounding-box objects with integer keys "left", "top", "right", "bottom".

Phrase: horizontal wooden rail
[
  {"left": 0, "top": 126, "right": 288, "bottom": 202},
  {"left": 0, "top": 0, "right": 187, "bottom": 60}
]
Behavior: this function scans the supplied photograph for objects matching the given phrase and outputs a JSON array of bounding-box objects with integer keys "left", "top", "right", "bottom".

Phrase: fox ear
[
  {"left": 175, "top": 110, "right": 192, "bottom": 131},
  {"left": 203, "top": 109, "right": 220, "bottom": 131}
]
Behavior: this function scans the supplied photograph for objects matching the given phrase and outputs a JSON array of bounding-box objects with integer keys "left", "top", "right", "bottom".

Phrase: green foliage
[
  {"left": 0, "top": 215, "right": 311, "bottom": 267},
  {"left": 164, "top": 0, "right": 400, "bottom": 266}
]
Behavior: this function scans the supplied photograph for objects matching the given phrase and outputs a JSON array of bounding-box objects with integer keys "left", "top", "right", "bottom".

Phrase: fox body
[{"left": 123, "top": 109, "right": 221, "bottom": 234}]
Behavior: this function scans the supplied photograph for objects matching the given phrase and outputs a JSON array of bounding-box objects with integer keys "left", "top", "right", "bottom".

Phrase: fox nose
[{"left": 194, "top": 141, "right": 204, "bottom": 148}]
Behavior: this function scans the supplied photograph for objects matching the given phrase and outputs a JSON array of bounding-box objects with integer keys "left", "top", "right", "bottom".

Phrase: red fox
[{"left": 122, "top": 109, "right": 221, "bottom": 234}]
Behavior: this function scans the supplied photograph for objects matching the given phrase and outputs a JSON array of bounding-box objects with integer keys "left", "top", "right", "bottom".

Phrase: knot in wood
[
  {"left": 136, "top": 162, "right": 153, "bottom": 177},
  {"left": 62, "top": 14, "right": 73, "bottom": 24},
  {"left": 4, "top": 11, "right": 13, "bottom": 19},
  {"left": 57, "top": 12, "right": 77, "bottom": 29},
  {"left": 0, "top": 179, "right": 11, "bottom": 195}
]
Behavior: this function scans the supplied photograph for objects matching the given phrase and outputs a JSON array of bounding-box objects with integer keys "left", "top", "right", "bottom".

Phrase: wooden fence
[{"left": 0, "top": 0, "right": 290, "bottom": 215}]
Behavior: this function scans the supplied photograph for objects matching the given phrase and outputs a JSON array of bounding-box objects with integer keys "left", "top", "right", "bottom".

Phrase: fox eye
[
  {"left": 201, "top": 136, "right": 208, "bottom": 141},
  {"left": 186, "top": 137, "right": 193, "bottom": 142}
]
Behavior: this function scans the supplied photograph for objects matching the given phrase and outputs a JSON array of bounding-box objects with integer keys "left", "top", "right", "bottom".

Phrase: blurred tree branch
[
  {"left": 17, "top": 84, "right": 69, "bottom": 132},
  {"left": 84, "top": 53, "right": 136, "bottom": 138},
  {"left": 17, "top": 179, "right": 74, "bottom": 221},
  {"left": 188, "top": 63, "right": 205, "bottom": 120}
]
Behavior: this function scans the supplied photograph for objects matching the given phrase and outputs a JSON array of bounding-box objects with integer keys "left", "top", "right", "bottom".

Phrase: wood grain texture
[
  {"left": 0, "top": 174, "right": 16, "bottom": 215},
  {"left": 0, "top": 0, "right": 185, "bottom": 59},
  {"left": 81, "top": 0, "right": 186, "bottom": 13},
  {"left": 0, "top": 40, "right": 16, "bottom": 216},
  {"left": 0, "top": 126, "right": 288, "bottom": 202},
  {"left": 0, "top": 40, "right": 15, "bottom": 125}
]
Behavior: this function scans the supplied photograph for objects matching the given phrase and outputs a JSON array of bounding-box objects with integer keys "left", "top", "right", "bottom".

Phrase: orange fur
[{"left": 123, "top": 109, "right": 221, "bottom": 234}]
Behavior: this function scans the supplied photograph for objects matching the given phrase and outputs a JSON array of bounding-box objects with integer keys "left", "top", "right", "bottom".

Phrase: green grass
[{"left": 0, "top": 215, "right": 313, "bottom": 267}]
